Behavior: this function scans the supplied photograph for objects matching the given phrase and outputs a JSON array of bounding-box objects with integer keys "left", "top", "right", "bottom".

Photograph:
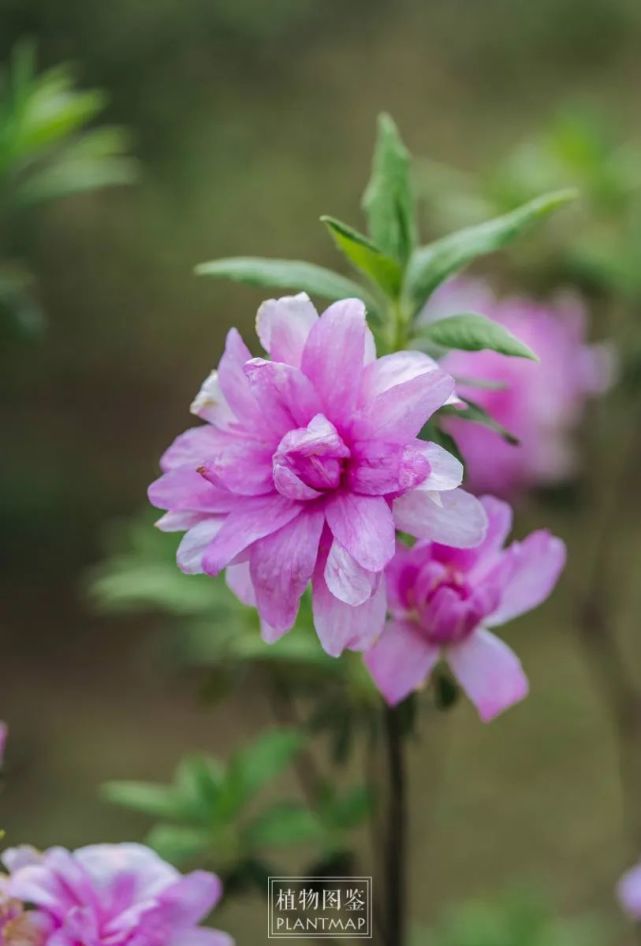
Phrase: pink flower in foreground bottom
[
  {"left": 0, "top": 843, "right": 232, "bottom": 945},
  {"left": 149, "top": 294, "right": 487, "bottom": 657},
  {"left": 365, "top": 496, "right": 565, "bottom": 720},
  {"left": 422, "top": 279, "right": 614, "bottom": 497},
  {"left": 617, "top": 862, "right": 641, "bottom": 919}
]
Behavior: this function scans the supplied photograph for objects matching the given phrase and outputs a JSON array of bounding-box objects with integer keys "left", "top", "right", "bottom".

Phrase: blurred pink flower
[
  {"left": 421, "top": 279, "right": 614, "bottom": 497},
  {"left": 617, "top": 862, "right": 641, "bottom": 919},
  {"left": 1, "top": 843, "right": 231, "bottom": 946},
  {"left": 150, "top": 294, "right": 487, "bottom": 657},
  {"left": 365, "top": 496, "right": 565, "bottom": 720},
  {"left": 0, "top": 722, "right": 7, "bottom": 766}
]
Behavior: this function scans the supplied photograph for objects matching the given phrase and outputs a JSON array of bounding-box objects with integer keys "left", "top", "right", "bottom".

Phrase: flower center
[
  {"left": 409, "top": 562, "right": 484, "bottom": 646},
  {"left": 272, "top": 414, "right": 351, "bottom": 501}
]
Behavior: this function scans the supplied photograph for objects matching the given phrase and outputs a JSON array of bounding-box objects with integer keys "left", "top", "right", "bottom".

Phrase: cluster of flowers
[
  {"left": 149, "top": 290, "right": 573, "bottom": 721},
  {"left": 0, "top": 843, "right": 231, "bottom": 946}
]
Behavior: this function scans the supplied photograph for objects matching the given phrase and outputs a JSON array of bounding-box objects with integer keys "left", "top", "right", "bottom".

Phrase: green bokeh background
[{"left": 1, "top": 0, "right": 641, "bottom": 941}]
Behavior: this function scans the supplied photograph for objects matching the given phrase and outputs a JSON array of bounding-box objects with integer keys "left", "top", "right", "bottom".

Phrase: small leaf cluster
[
  {"left": 102, "top": 728, "right": 371, "bottom": 892},
  {"left": 0, "top": 42, "right": 137, "bottom": 340},
  {"left": 197, "top": 112, "right": 573, "bottom": 361}
]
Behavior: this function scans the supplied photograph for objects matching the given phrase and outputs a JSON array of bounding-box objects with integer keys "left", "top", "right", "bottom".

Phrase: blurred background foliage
[{"left": 2, "top": 0, "right": 641, "bottom": 942}]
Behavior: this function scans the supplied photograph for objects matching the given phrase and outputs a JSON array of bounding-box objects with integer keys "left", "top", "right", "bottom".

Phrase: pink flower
[
  {"left": 617, "top": 862, "right": 641, "bottom": 920},
  {"left": 1, "top": 843, "right": 232, "bottom": 946},
  {"left": 364, "top": 496, "right": 565, "bottom": 720},
  {"left": 149, "top": 294, "right": 487, "bottom": 656},
  {"left": 0, "top": 722, "right": 7, "bottom": 767},
  {"left": 422, "top": 279, "right": 614, "bottom": 497}
]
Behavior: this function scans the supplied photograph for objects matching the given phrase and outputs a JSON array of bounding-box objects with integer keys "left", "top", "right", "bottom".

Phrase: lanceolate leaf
[
  {"left": 217, "top": 728, "right": 305, "bottom": 818},
  {"left": 362, "top": 113, "right": 416, "bottom": 263},
  {"left": 404, "top": 189, "right": 577, "bottom": 312},
  {"left": 244, "top": 803, "right": 325, "bottom": 847},
  {"left": 442, "top": 397, "right": 520, "bottom": 446},
  {"left": 321, "top": 215, "right": 402, "bottom": 296},
  {"left": 195, "top": 257, "right": 375, "bottom": 308},
  {"left": 414, "top": 312, "right": 538, "bottom": 360}
]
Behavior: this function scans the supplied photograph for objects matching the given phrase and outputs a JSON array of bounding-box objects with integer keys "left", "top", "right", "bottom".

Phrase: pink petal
[
  {"left": 170, "top": 931, "right": 234, "bottom": 946},
  {"left": 312, "top": 562, "right": 386, "bottom": 657},
  {"left": 324, "top": 539, "right": 377, "bottom": 606},
  {"left": 149, "top": 470, "right": 235, "bottom": 515},
  {"left": 216, "top": 329, "right": 262, "bottom": 427},
  {"left": 364, "top": 618, "right": 440, "bottom": 706},
  {"left": 198, "top": 438, "right": 274, "bottom": 496},
  {"left": 243, "top": 358, "right": 322, "bottom": 429},
  {"left": 155, "top": 510, "right": 208, "bottom": 532},
  {"left": 348, "top": 441, "right": 429, "bottom": 496},
  {"left": 486, "top": 530, "right": 566, "bottom": 627},
  {"left": 158, "top": 870, "right": 222, "bottom": 925},
  {"left": 617, "top": 863, "right": 641, "bottom": 919},
  {"left": 415, "top": 441, "right": 463, "bottom": 491},
  {"left": 300, "top": 298, "right": 366, "bottom": 422},
  {"left": 160, "top": 426, "right": 225, "bottom": 473},
  {"left": 177, "top": 520, "right": 223, "bottom": 574},
  {"left": 225, "top": 562, "right": 256, "bottom": 606},
  {"left": 393, "top": 487, "right": 488, "bottom": 548},
  {"left": 447, "top": 628, "right": 529, "bottom": 722},
  {"left": 255, "top": 293, "right": 318, "bottom": 366},
  {"left": 354, "top": 366, "right": 455, "bottom": 442},
  {"left": 359, "top": 350, "right": 444, "bottom": 400},
  {"left": 272, "top": 415, "right": 349, "bottom": 501},
  {"left": 202, "top": 496, "right": 300, "bottom": 575},
  {"left": 190, "top": 370, "right": 237, "bottom": 430},
  {"left": 325, "top": 492, "right": 395, "bottom": 572},
  {"left": 249, "top": 508, "right": 324, "bottom": 631}
]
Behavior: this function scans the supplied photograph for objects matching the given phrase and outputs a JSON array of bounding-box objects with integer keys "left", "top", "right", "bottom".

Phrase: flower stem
[{"left": 383, "top": 703, "right": 408, "bottom": 946}]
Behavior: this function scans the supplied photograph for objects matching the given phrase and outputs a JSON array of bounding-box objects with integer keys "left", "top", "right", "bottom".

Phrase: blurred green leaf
[
  {"left": 244, "top": 802, "right": 325, "bottom": 847},
  {"left": 219, "top": 728, "right": 304, "bottom": 817},
  {"left": 321, "top": 215, "right": 402, "bottom": 296},
  {"left": 101, "top": 781, "right": 187, "bottom": 820},
  {"left": 404, "top": 190, "right": 576, "bottom": 312},
  {"left": 413, "top": 312, "right": 537, "bottom": 360},
  {"left": 195, "top": 257, "right": 374, "bottom": 307},
  {"left": 363, "top": 113, "right": 416, "bottom": 263},
  {"left": 147, "top": 824, "right": 212, "bottom": 864},
  {"left": 175, "top": 754, "right": 224, "bottom": 818},
  {"left": 321, "top": 785, "right": 372, "bottom": 830}
]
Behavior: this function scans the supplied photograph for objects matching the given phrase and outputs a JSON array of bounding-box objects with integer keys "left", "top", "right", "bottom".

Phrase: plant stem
[{"left": 383, "top": 704, "right": 408, "bottom": 946}]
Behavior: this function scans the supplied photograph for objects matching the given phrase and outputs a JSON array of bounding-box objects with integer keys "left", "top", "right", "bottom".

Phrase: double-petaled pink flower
[
  {"left": 150, "top": 294, "right": 487, "bottom": 656},
  {"left": 365, "top": 496, "right": 565, "bottom": 720},
  {"left": 422, "top": 279, "right": 614, "bottom": 497},
  {"left": 0, "top": 843, "right": 231, "bottom": 945}
]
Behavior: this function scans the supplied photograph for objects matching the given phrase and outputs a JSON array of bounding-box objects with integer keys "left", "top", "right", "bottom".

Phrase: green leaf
[
  {"left": 321, "top": 215, "right": 402, "bottom": 296},
  {"left": 322, "top": 786, "right": 372, "bottom": 830},
  {"left": 404, "top": 189, "right": 577, "bottom": 312},
  {"left": 101, "top": 781, "right": 186, "bottom": 820},
  {"left": 195, "top": 257, "right": 374, "bottom": 307},
  {"left": 414, "top": 313, "right": 538, "bottom": 360},
  {"left": 175, "top": 754, "right": 224, "bottom": 818},
  {"left": 244, "top": 802, "right": 325, "bottom": 848},
  {"left": 146, "top": 824, "right": 212, "bottom": 865},
  {"left": 362, "top": 113, "right": 416, "bottom": 263},
  {"left": 218, "top": 728, "right": 305, "bottom": 817},
  {"left": 442, "top": 397, "right": 519, "bottom": 446}
]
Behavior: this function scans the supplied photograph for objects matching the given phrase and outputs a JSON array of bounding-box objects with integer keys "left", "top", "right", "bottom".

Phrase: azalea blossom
[
  {"left": 617, "top": 861, "right": 641, "bottom": 920},
  {"left": 0, "top": 843, "right": 232, "bottom": 945},
  {"left": 364, "top": 496, "right": 565, "bottom": 720},
  {"left": 421, "top": 279, "right": 614, "bottom": 497},
  {"left": 149, "top": 294, "right": 487, "bottom": 656}
]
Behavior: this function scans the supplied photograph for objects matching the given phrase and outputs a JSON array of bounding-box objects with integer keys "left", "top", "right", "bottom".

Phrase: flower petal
[
  {"left": 255, "top": 293, "right": 319, "bottom": 366},
  {"left": 393, "top": 487, "right": 487, "bottom": 548},
  {"left": 149, "top": 470, "right": 235, "bottom": 515},
  {"left": 447, "top": 628, "right": 528, "bottom": 722},
  {"left": 301, "top": 298, "right": 366, "bottom": 422},
  {"left": 198, "top": 438, "right": 274, "bottom": 496},
  {"left": 354, "top": 365, "right": 455, "bottom": 442},
  {"left": 243, "top": 358, "right": 322, "bottom": 429},
  {"left": 217, "top": 329, "right": 262, "bottom": 428},
  {"left": 348, "top": 441, "right": 430, "bottom": 496},
  {"left": 202, "top": 496, "right": 300, "bottom": 575},
  {"left": 312, "top": 561, "right": 386, "bottom": 657},
  {"left": 414, "top": 441, "right": 463, "bottom": 491},
  {"left": 158, "top": 871, "right": 222, "bottom": 926},
  {"left": 160, "top": 426, "right": 225, "bottom": 473},
  {"left": 190, "top": 370, "right": 237, "bottom": 430},
  {"left": 364, "top": 618, "right": 440, "bottom": 706},
  {"left": 249, "top": 508, "right": 324, "bottom": 631},
  {"left": 485, "top": 530, "right": 566, "bottom": 627},
  {"left": 324, "top": 538, "right": 377, "bottom": 606},
  {"left": 177, "top": 520, "right": 223, "bottom": 574},
  {"left": 325, "top": 492, "right": 395, "bottom": 572},
  {"left": 617, "top": 863, "right": 641, "bottom": 920},
  {"left": 225, "top": 561, "right": 256, "bottom": 607}
]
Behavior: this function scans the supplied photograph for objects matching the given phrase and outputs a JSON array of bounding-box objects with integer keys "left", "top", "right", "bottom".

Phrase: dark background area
[{"left": 1, "top": 0, "right": 640, "bottom": 941}]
